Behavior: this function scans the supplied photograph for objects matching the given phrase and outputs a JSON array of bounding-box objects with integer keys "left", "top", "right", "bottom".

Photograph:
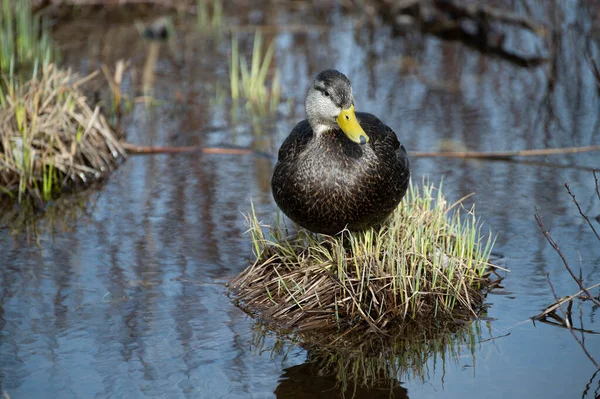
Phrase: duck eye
[{"left": 323, "top": 90, "right": 330, "bottom": 97}]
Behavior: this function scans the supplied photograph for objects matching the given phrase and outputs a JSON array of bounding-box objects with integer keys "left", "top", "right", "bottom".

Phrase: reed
[
  {"left": 229, "top": 30, "right": 281, "bottom": 114},
  {"left": 0, "top": 0, "right": 57, "bottom": 74},
  {"left": 196, "top": 0, "right": 223, "bottom": 35}
]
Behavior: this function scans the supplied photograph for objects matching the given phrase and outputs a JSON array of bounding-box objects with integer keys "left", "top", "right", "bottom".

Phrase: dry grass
[
  {"left": 0, "top": 63, "right": 126, "bottom": 203},
  {"left": 230, "top": 180, "right": 497, "bottom": 336}
]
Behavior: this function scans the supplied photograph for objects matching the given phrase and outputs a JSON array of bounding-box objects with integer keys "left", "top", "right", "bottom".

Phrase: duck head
[{"left": 305, "top": 69, "right": 369, "bottom": 145}]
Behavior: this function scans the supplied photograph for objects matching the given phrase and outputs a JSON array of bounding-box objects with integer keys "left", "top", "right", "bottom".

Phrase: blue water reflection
[{"left": 1, "top": 1, "right": 599, "bottom": 398}]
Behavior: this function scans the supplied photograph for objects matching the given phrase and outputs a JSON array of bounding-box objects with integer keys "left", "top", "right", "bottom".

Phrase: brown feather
[{"left": 272, "top": 112, "right": 410, "bottom": 235}]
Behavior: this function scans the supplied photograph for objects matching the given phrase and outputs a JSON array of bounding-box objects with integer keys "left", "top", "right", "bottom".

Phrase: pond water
[{"left": 1, "top": 1, "right": 600, "bottom": 398}]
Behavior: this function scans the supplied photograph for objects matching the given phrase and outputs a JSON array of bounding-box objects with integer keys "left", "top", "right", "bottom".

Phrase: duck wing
[
  {"left": 356, "top": 112, "right": 408, "bottom": 164},
  {"left": 276, "top": 120, "right": 314, "bottom": 164}
]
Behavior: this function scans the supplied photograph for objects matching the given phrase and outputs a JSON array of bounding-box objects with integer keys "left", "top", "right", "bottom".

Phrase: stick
[
  {"left": 120, "top": 142, "right": 271, "bottom": 157},
  {"left": 546, "top": 273, "right": 600, "bottom": 370},
  {"left": 412, "top": 145, "right": 600, "bottom": 159},
  {"left": 535, "top": 209, "right": 600, "bottom": 308}
]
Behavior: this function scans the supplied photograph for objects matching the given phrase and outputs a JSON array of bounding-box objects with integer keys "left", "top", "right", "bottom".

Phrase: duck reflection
[{"left": 275, "top": 357, "right": 409, "bottom": 399}]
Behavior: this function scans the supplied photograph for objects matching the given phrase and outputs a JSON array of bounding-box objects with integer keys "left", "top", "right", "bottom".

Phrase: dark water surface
[{"left": 2, "top": 1, "right": 600, "bottom": 398}]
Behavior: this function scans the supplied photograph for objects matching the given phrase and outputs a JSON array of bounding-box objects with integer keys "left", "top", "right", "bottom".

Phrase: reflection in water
[
  {"left": 251, "top": 320, "right": 484, "bottom": 397},
  {"left": 0, "top": 187, "right": 100, "bottom": 239},
  {"left": 1, "top": 1, "right": 600, "bottom": 398},
  {"left": 275, "top": 361, "right": 409, "bottom": 399}
]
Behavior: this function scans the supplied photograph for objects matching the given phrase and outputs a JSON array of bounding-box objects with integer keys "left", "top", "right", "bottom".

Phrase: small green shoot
[{"left": 229, "top": 30, "right": 281, "bottom": 114}]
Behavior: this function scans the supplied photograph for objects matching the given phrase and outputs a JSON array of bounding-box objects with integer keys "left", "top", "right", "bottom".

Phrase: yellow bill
[{"left": 337, "top": 105, "right": 369, "bottom": 145}]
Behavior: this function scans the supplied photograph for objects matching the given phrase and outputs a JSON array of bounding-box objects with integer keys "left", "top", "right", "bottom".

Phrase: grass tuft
[
  {"left": 0, "top": 0, "right": 57, "bottom": 74},
  {"left": 0, "top": 64, "right": 126, "bottom": 204},
  {"left": 230, "top": 180, "right": 497, "bottom": 335},
  {"left": 229, "top": 30, "right": 281, "bottom": 114}
]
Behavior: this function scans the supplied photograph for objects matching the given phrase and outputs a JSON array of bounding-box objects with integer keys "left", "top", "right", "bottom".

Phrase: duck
[{"left": 271, "top": 69, "right": 410, "bottom": 235}]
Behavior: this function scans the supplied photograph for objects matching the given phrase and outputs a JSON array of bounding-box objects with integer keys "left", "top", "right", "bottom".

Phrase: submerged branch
[
  {"left": 120, "top": 142, "right": 271, "bottom": 158},
  {"left": 412, "top": 145, "right": 600, "bottom": 159}
]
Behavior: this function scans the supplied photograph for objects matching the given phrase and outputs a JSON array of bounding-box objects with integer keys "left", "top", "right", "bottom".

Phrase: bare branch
[
  {"left": 534, "top": 209, "right": 600, "bottom": 308},
  {"left": 564, "top": 184, "right": 600, "bottom": 243}
]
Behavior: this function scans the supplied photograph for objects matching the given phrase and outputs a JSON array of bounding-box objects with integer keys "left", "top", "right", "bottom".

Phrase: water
[{"left": 1, "top": 1, "right": 600, "bottom": 398}]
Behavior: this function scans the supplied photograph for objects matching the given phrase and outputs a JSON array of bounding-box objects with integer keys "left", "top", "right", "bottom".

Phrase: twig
[
  {"left": 564, "top": 183, "right": 600, "bottom": 243},
  {"left": 412, "top": 145, "right": 600, "bottom": 159},
  {"left": 546, "top": 273, "right": 600, "bottom": 370},
  {"left": 478, "top": 332, "right": 510, "bottom": 343},
  {"left": 535, "top": 209, "right": 600, "bottom": 308}
]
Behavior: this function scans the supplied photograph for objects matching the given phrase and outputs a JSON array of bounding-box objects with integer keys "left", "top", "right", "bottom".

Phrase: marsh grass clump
[
  {"left": 0, "top": 0, "right": 56, "bottom": 74},
  {"left": 0, "top": 64, "right": 126, "bottom": 203},
  {"left": 230, "top": 181, "right": 496, "bottom": 335},
  {"left": 229, "top": 30, "right": 281, "bottom": 114}
]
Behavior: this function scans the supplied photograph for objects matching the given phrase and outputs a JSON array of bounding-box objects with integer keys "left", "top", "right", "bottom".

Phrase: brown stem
[
  {"left": 546, "top": 273, "right": 600, "bottom": 370},
  {"left": 535, "top": 209, "right": 600, "bottom": 308}
]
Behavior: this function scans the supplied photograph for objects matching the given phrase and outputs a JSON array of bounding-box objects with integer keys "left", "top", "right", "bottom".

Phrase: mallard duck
[{"left": 271, "top": 69, "right": 410, "bottom": 235}]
